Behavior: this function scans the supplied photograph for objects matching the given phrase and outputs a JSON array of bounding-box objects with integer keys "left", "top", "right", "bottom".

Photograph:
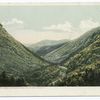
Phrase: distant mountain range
[
  {"left": 0, "top": 23, "right": 100, "bottom": 86},
  {"left": 28, "top": 27, "right": 100, "bottom": 86},
  {"left": 29, "top": 27, "right": 100, "bottom": 65},
  {"left": 28, "top": 39, "right": 68, "bottom": 56}
]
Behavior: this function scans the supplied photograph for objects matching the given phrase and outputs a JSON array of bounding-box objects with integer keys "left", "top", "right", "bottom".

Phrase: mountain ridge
[
  {"left": 0, "top": 23, "right": 66, "bottom": 86},
  {"left": 0, "top": 23, "right": 99, "bottom": 86},
  {"left": 43, "top": 27, "right": 100, "bottom": 64}
]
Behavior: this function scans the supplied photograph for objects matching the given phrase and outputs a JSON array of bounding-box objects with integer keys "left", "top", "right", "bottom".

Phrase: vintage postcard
[{"left": 0, "top": 2, "right": 100, "bottom": 96}]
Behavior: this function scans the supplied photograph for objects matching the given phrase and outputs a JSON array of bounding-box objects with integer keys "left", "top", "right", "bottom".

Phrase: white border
[
  {"left": 0, "top": 87, "right": 100, "bottom": 96},
  {"left": 0, "top": 2, "right": 100, "bottom": 6},
  {"left": 0, "top": 2, "right": 100, "bottom": 96},
  {"left": 0, "top": 0, "right": 100, "bottom": 3}
]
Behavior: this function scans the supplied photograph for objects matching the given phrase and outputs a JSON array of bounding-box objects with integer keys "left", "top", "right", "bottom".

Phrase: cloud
[
  {"left": 2, "top": 18, "right": 24, "bottom": 31},
  {"left": 43, "top": 21, "right": 73, "bottom": 33},
  {"left": 2, "top": 18, "right": 100, "bottom": 44},
  {"left": 79, "top": 18, "right": 100, "bottom": 33},
  {"left": 42, "top": 19, "right": 100, "bottom": 41},
  {"left": 43, "top": 19, "right": 100, "bottom": 34},
  {"left": 3, "top": 18, "right": 23, "bottom": 25}
]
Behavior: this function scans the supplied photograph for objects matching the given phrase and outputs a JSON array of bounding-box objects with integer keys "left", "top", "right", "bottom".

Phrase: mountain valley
[{"left": 0, "top": 23, "right": 100, "bottom": 86}]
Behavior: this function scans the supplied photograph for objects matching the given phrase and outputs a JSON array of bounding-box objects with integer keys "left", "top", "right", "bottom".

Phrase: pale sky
[{"left": 0, "top": 3, "right": 100, "bottom": 44}]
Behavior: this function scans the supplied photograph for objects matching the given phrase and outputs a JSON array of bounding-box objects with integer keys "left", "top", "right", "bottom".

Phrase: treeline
[
  {"left": 0, "top": 71, "right": 28, "bottom": 86},
  {"left": 50, "top": 62, "right": 100, "bottom": 86},
  {"left": 65, "top": 64, "right": 99, "bottom": 86}
]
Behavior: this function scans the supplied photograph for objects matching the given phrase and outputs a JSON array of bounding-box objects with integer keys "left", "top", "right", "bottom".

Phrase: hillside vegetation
[
  {"left": 0, "top": 23, "right": 100, "bottom": 86},
  {"left": 0, "top": 24, "right": 65, "bottom": 86}
]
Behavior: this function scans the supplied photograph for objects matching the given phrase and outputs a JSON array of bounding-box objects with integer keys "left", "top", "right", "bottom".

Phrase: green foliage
[
  {"left": 0, "top": 26, "right": 49, "bottom": 86},
  {"left": 50, "top": 31, "right": 100, "bottom": 86},
  {"left": 0, "top": 23, "right": 100, "bottom": 86},
  {"left": 15, "top": 77, "right": 27, "bottom": 86},
  {"left": 0, "top": 71, "right": 28, "bottom": 86},
  {"left": 64, "top": 61, "right": 100, "bottom": 86}
]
